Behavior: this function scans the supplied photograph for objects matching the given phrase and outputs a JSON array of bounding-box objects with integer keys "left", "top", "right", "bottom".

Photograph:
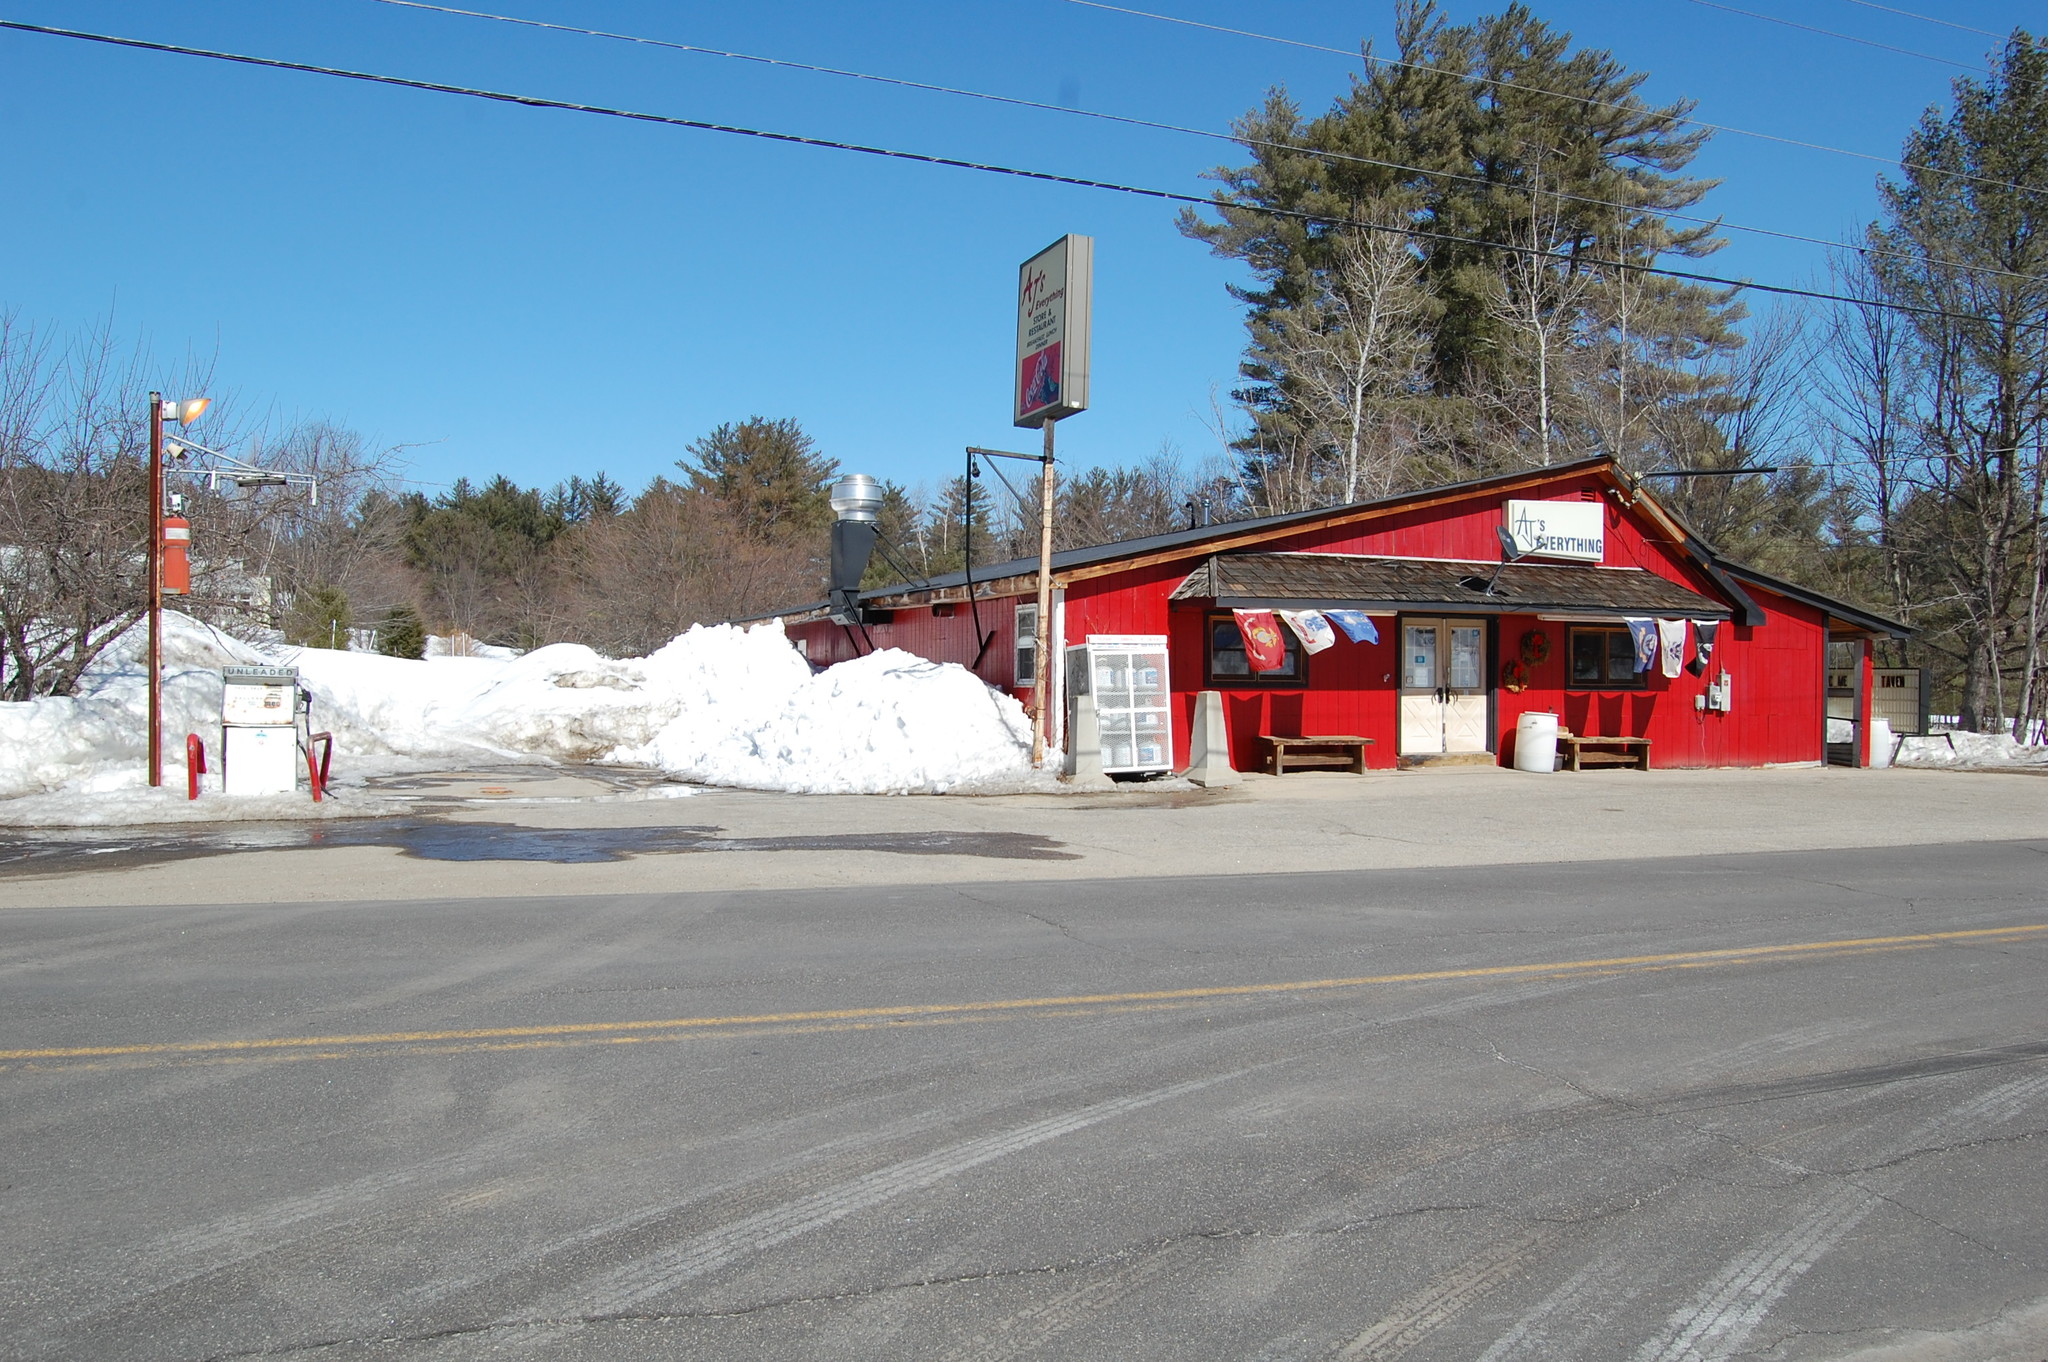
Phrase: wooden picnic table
[
  {"left": 1262, "top": 734, "right": 1373, "bottom": 775},
  {"left": 1558, "top": 733, "right": 1651, "bottom": 771}
]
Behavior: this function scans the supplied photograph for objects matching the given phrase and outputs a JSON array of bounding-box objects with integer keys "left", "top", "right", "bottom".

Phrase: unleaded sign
[{"left": 1014, "top": 234, "right": 1093, "bottom": 428}]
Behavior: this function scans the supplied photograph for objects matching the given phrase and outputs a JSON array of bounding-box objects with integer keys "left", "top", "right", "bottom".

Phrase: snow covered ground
[
  {"left": 0, "top": 612, "right": 1044, "bottom": 825},
  {"left": 1896, "top": 729, "right": 2048, "bottom": 770}
]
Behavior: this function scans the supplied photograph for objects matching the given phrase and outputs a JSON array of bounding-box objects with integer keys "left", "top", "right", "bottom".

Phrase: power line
[
  {"left": 1060, "top": 0, "right": 2044, "bottom": 202},
  {"left": 1676, "top": 0, "right": 1981, "bottom": 69},
  {"left": 3, "top": 18, "right": 2041, "bottom": 336},
  {"left": 365, "top": 0, "right": 2043, "bottom": 288},
  {"left": 1833, "top": 0, "right": 2004, "bottom": 40}
]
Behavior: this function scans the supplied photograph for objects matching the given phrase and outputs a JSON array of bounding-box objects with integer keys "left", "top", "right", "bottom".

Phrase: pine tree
[
  {"left": 285, "top": 585, "right": 353, "bottom": 649},
  {"left": 1182, "top": 0, "right": 1743, "bottom": 493},
  {"left": 679, "top": 417, "right": 837, "bottom": 538},
  {"left": 375, "top": 603, "right": 427, "bottom": 659}
]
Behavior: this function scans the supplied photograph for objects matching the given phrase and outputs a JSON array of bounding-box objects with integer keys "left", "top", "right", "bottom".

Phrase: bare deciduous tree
[{"left": 0, "top": 313, "right": 222, "bottom": 699}]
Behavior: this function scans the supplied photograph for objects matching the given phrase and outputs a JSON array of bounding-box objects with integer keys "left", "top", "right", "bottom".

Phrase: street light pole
[{"left": 147, "top": 391, "right": 164, "bottom": 788}]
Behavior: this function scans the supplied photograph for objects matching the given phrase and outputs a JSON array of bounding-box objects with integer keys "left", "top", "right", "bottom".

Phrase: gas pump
[{"left": 220, "top": 665, "right": 304, "bottom": 795}]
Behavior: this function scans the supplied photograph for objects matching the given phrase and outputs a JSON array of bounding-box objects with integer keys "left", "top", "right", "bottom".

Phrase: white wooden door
[
  {"left": 1400, "top": 618, "right": 1492, "bottom": 756},
  {"left": 1444, "top": 622, "right": 1489, "bottom": 753},
  {"left": 1400, "top": 622, "right": 1445, "bottom": 754}
]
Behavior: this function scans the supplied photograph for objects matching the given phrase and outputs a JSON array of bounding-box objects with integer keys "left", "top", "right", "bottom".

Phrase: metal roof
[
  {"left": 1170, "top": 553, "right": 1732, "bottom": 619},
  {"left": 756, "top": 453, "right": 1909, "bottom": 641},
  {"left": 849, "top": 455, "right": 1618, "bottom": 603},
  {"left": 1706, "top": 556, "right": 1911, "bottom": 638}
]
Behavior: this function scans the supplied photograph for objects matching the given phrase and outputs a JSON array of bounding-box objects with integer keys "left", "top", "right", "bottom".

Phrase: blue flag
[
  {"left": 1325, "top": 610, "right": 1380, "bottom": 644},
  {"left": 1624, "top": 618, "right": 1659, "bottom": 673}
]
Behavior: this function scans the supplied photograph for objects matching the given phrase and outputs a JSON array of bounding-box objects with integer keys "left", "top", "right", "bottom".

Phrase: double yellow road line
[{"left": 5, "top": 923, "right": 2042, "bottom": 1072}]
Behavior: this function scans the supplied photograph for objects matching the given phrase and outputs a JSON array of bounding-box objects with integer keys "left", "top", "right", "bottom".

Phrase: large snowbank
[
  {"left": 285, "top": 620, "right": 1039, "bottom": 794},
  {"left": 1897, "top": 729, "right": 2048, "bottom": 769},
  {"left": 0, "top": 612, "right": 1041, "bottom": 822}
]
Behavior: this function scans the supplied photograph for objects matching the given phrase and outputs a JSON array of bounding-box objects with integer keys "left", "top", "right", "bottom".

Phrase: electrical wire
[
  {"left": 1676, "top": 0, "right": 1980, "bottom": 69},
  {"left": 361, "top": 0, "right": 2043, "bottom": 287},
  {"left": 1833, "top": 0, "right": 2004, "bottom": 40},
  {"left": 4, "top": 18, "right": 2042, "bottom": 334},
  {"left": 1059, "top": 0, "right": 2044, "bottom": 202}
]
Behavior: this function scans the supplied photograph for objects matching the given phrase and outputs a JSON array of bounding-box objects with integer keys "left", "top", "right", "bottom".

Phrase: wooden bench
[
  {"left": 1262, "top": 734, "right": 1373, "bottom": 775},
  {"left": 1558, "top": 733, "right": 1651, "bottom": 771}
]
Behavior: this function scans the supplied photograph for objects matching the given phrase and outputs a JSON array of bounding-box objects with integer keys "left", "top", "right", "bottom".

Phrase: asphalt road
[{"left": 3, "top": 839, "right": 2046, "bottom": 1361}]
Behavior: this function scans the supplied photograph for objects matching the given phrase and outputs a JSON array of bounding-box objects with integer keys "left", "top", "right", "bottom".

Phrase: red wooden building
[{"left": 782, "top": 457, "right": 1908, "bottom": 773}]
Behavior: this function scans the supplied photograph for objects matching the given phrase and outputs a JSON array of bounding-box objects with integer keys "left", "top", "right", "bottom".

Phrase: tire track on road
[
  {"left": 934, "top": 1236, "right": 1206, "bottom": 1362},
  {"left": 1628, "top": 1062, "right": 2048, "bottom": 1362},
  {"left": 1325, "top": 1228, "right": 1557, "bottom": 1361},
  {"left": 539, "top": 1073, "right": 1241, "bottom": 1320}
]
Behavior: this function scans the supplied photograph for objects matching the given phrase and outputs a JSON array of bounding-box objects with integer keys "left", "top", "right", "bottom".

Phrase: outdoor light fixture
[
  {"left": 161, "top": 396, "right": 211, "bottom": 425},
  {"left": 830, "top": 473, "right": 884, "bottom": 523}
]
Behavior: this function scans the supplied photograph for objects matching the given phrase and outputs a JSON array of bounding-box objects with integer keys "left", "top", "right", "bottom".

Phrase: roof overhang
[{"left": 1173, "top": 553, "right": 1733, "bottom": 620}]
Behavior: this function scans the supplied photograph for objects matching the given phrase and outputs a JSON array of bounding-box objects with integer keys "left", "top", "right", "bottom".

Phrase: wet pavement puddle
[{"left": 0, "top": 821, "right": 1076, "bottom": 875}]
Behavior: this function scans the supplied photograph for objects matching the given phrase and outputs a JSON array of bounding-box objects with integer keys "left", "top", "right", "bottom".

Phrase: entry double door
[{"left": 1400, "top": 618, "right": 1490, "bottom": 755}]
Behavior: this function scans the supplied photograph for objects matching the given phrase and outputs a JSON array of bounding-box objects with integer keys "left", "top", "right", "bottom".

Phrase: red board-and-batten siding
[{"left": 786, "top": 469, "right": 1831, "bottom": 772}]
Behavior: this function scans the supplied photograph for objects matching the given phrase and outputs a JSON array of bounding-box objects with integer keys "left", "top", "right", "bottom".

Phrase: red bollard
[
  {"left": 305, "top": 732, "right": 333, "bottom": 802},
  {"left": 186, "top": 734, "right": 207, "bottom": 800}
]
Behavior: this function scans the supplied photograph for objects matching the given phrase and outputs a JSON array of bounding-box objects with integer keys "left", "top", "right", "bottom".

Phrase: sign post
[{"left": 1014, "top": 234, "right": 1093, "bottom": 770}]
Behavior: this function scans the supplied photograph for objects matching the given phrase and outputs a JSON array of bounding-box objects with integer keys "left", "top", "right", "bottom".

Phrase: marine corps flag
[{"left": 1232, "top": 609, "right": 1289, "bottom": 672}]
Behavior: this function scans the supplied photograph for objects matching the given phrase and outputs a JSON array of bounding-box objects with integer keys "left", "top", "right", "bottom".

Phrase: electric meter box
[{"left": 221, "top": 665, "right": 302, "bottom": 796}]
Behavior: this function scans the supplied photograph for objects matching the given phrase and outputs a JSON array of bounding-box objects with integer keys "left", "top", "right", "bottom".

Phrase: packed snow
[
  {"left": 0, "top": 611, "right": 1043, "bottom": 824},
  {"left": 1896, "top": 728, "right": 2048, "bottom": 770}
]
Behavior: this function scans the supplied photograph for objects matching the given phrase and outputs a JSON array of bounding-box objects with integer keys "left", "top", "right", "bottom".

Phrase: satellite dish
[{"left": 1496, "top": 525, "right": 1526, "bottom": 563}]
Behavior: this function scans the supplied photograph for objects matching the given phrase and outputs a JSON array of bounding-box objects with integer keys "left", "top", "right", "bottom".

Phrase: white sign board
[
  {"left": 1015, "top": 234, "right": 1093, "bottom": 428},
  {"left": 1506, "top": 499, "right": 1605, "bottom": 562}
]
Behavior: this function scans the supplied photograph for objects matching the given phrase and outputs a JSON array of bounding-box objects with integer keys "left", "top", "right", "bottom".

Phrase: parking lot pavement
[{"left": 2, "top": 764, "right": 2046, "bottom": 910}]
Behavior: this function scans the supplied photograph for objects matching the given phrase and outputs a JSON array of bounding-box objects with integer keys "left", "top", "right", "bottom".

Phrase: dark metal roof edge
[
  {"left": 836, "top": 455, "right": 1620, "bottom": 604},
  {"left": 735, "top": 600, "right": 829, "bottom": 625},
  {"left": 1676, "top": 534, "right": 1767, "bottom": 628},
  {"left": 1706, "top": 555, "right": 1912, "bottom": 638}
]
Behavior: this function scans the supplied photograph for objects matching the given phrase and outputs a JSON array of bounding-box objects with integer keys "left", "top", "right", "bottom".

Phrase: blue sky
[{"left": 0, "top": 1, "right": 2035, "bottom": 499}]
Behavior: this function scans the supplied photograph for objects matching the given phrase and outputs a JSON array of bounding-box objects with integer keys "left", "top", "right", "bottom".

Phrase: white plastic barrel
[{"left": 1514, "top": 711, "right": 1559, "bottom": 773}]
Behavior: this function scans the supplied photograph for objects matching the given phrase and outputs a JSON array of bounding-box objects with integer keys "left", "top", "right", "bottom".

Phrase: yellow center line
[{"left": 4, "top": 922, "right": 2041, "bottom": 1066}]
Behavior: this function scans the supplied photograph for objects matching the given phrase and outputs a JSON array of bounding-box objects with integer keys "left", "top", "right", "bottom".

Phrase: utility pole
[
  {"left": 1032, "top": 417, "right": 1057, "bottom": 768},
  {"left": 147, "top": 391, "right": 164, "bottom": 788}
]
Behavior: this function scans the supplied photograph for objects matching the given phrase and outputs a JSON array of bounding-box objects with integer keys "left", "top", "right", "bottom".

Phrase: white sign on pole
[
  {"left": 1015, "top": 234, "right": 1093, "bottom": 428},
  {"left": 1506, "top": 499, "right": 1605, "bottom": 562}
]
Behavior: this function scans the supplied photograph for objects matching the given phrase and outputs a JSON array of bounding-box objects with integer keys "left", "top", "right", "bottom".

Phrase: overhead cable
[
  {"left": 362, "top": 0, "right": 2043, "bottom": 287},
  {"left": 3, "top": 19, "right": 2041, "bottom": 335},
  {"left": 1676, "top": 0, "right": 1981, "bottom": 69},
  {"left": 1834, "top": 0, "right": 2004, "bottom": 39},
  {"left": 1060, "top": 0, "right": 2044, "bottom": 202}
]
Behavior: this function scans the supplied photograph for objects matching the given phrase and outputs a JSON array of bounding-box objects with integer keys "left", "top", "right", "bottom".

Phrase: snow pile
[
  {"left": 1896, "top": 729, "right": 2048, "bottom": 770},
  {"left": 0, "top": 612, "right": 1041, "bottom": 819},
  {"left": 616, "top": 636, "right": 1039, "bottom": 794},
  {"left": 0, "top": 615, "right": 271, "bottom": 803}
]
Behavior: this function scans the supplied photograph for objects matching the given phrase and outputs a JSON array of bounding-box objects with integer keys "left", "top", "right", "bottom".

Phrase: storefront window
[
  {"left": 1568, "top": 626, "right": 1646, "bottom": 689},
  {"left": 1206, "top": 614, "right": 1307, "bottom": 686}
]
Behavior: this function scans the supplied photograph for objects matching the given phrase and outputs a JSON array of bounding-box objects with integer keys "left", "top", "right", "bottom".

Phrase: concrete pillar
[
  {"left": 1062, "top": 692, "right": 1115, "bottom": 788},
  {"left": 1180, "top": 689, "right": 1239, "bottom": 787}
]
